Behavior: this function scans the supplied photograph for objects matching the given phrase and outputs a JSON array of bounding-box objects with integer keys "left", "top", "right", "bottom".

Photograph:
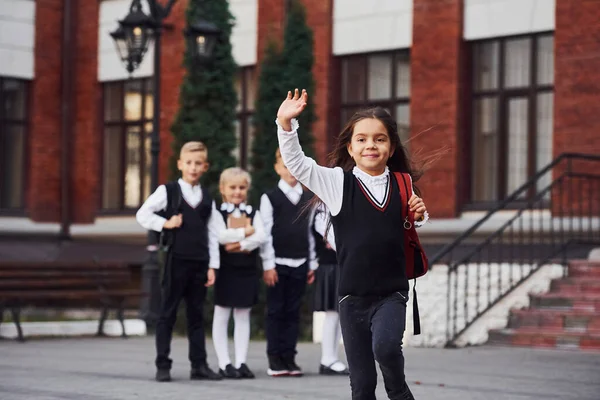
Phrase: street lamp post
[{"left": 110, "top": 0, "right": 221, "bottom": 328}]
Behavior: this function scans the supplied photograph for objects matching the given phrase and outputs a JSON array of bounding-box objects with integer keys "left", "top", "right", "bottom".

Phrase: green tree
[{"left": 170, "top": 0, "right": 237, "bottom": 198}]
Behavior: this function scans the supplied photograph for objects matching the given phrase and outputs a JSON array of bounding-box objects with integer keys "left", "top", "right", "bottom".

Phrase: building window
[
  {"left": 101, "top": 78, "right": 153, "bottom": 211},
  {"left": 469, "top": 33, "right": 554, "bottom": 204},
  {"left": 234, "top": 66, "right": 256, "bottom": 169},
  {"left": 339, "top": 50, "right": 410, "bottom": 142},
  {"left": 0, "top": 78, "right": 28, "bottom": 210}
]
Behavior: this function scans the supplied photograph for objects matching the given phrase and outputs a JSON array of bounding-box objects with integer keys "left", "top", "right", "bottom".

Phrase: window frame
[
  {"left": 463, "top": 32, "right": 554, "bottom": 210},
  {"left": 0, "top": 77, "right": 29, "bottom": 214},
  {"left": 99, "top": 77, "right": 154, "bottom": 213},
  {"left": 235, "top": 66, "right": 255, "bottom": 169},
  {"left": 336, "top": 49, "right": 411, "bottom": 143}
]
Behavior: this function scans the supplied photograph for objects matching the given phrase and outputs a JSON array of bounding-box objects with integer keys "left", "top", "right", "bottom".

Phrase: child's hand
[
  {"left": 409, "top": 194, "right": 427, "bottom": 221},
  {"left": 244, "top": 223, "right": 255, "bottom": 237},
  {"left": 276, "top": 89, "right": 308, "bottom": 130},
  {"left": 225, "top": 242, "right": 242, "bottom": 253},
  {"left": 263, "top": 269, "right": 278, "bottom": 287},
  {"left": 307, "top": 270, "right": 315, "bottom": 285},
  {"left": 205, "top": 268, "right": 216, "bottom": 287},
  {"left": 163, "top": 214, "right": 182, "bottom": 229}
]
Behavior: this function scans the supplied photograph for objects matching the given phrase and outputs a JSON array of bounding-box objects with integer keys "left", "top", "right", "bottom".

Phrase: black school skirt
[
  {"left": 313, "top": 263, "right": 340, "bottom": 312},
  {"left": 214, "top": 265, "right": 259, "bottom": 308}
]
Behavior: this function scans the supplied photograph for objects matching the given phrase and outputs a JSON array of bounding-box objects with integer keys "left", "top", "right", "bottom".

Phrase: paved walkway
[{"left": 0, "top": 337, "right": 598, "bottom": 399}]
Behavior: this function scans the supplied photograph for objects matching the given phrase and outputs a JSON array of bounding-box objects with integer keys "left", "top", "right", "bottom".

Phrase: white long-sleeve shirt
[
  {"left": 214, "top": 205, "right": 266, "bottom": 255},
  {"left": 276, "top": 118, "right": 429, "bottom": 223},
  {"left": 259, "top": 179, "right": 317, "bottom": 271},
  {"left": 313, "top": 205, "right": 337, "bottom": 252},
  {"left": 135, "top": 178, "right": 221, "bottom": 269}
]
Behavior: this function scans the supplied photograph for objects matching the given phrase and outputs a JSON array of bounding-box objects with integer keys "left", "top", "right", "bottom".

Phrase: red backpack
[{"left": 393, "top": 172, "right": 429, "bottom": 335}]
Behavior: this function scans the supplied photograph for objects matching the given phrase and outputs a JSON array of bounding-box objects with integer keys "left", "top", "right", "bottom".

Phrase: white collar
[
  {"left": 352, "top": 166, "right": 390, "bottom": 186},
  {"left": 278, "top": 179, "right": 303, "bottom": 196},
  {"left": 178, "top": 178, "right": 201, "bottom": 191},
  {"left": 220, "top": 202, "right": 253, "bottom": 214}
]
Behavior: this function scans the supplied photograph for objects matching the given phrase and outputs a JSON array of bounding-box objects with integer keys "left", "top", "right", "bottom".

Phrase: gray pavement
[{"left": 0, "top": 336, "right": 599, "bottom": 400}]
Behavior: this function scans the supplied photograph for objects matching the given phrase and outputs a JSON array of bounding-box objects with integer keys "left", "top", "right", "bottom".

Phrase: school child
[
  {"left": 311, "top": 206, "right": 349, "bottom": 376},
  {"left": 211, "top": 167, "right": 265, "bottom": 379},
  {"left": 260, "top": 148, "right": 317, "bottom": 377},
  {"left": 275, "top": 89, "right": 429, "bottom": 399},
  {"left": 136, "top": 141, "right": 222, "bottom": 383}
]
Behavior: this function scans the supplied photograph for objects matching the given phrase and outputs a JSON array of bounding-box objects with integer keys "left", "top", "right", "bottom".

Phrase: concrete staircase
[{"left": 488, "top": 260, "right": 600, "bottom": 351}]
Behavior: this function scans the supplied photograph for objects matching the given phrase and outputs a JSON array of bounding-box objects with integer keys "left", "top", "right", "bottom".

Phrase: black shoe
[
  {"left": 267, "top": 355, "right": 289, "bottom": 377},
  {"left": 282, "top": 355, "right": 303, "bottom": 377},
  {"left": 319, "top": 362, "right": 349, "bottom": 376},
  {"left": 237, "top": 363, "right": 255, "bottom": 379},
  {"left": 190, "top": 364, "right": 223, "bottom": 381},
  {"left": 155, "top": 369, "right": 171, "bottom": 382},
  {"left": 219, "top": 364, "right": 242, "bottom": 379}
]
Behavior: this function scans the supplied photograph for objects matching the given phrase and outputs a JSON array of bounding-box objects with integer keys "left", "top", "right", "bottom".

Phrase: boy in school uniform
[
  {"left": 136, "top": 141, "right": 222, "bottom": 383},
  {"left": 260, "top": 148, "right": 317, "bottom": 377}
]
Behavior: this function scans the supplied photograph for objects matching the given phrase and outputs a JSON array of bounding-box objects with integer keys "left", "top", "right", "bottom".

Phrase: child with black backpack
[{"left": 136, "top": 141, "right": 222, "bottom": 383}]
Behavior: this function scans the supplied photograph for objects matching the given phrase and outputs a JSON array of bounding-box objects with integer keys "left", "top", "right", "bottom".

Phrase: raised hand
[{"left": 276, "top": 89, "right": 308, "bottom": 131}]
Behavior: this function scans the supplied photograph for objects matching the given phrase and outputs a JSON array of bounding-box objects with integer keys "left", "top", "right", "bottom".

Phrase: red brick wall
[
  {"left": 302, "top": 0, "right": 333, "bottom": 164},
  {"left": 553, "top": 0, "right": 600, "bottom": 216},
  {"left": 71, "top": 1, "right": 100, "bottom": 223},
  {"left": 28, "top": 0, "right": 63, "bottom": 222},
  {"left": 410, "top": 0, "right": 464, "bottom": 218},
  {"left": 257, "top": 0, "right": 286, "bottom": 64},
  {"left": 158, "top": 0, "right": 188, "bottom": 184}
]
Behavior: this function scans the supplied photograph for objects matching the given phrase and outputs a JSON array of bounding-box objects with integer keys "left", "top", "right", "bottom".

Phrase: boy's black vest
[
  {"left": 331, "top": 171, "right": 408, "bottom": 297},
  {"left": 265, "top": 187, "right": 312, "bottom": 259},
  {"left": 312, "top": 210, "right": 337, "bottom": 265},
  {"left": 155, "top": 181, "right": 213, "bottom": 261},
  {"left": 218, "top": 208, "right": 259, "bottom": 271}
]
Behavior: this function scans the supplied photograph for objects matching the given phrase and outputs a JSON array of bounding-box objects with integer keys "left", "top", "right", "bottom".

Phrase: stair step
[
  {"left": 508, "top": 309, "right": 600, "bottom": 331},
  {"left": 568, "top": 261, "right": 600, "bottom": 277},
  {"left": 488, "top": 328, "right": 600, "bottom": 351},
  {"left": 551, "top": 278, "right": 600, "bottom": 292},
  {"left": 529, "top": 292, "right": 600, "bottom": 311}
]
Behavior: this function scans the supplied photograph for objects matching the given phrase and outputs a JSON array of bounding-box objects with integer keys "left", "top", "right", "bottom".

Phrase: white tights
[
  {"left": 212, "top": 305, "right": 251, "bottom": 370},
  {"left": 321, "top": 311, "right": 344, "bottom": 369}
]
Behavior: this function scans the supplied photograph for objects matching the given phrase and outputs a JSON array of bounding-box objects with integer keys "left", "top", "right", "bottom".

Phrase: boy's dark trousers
[
  {"left": 339, "top": 291, "right": 415, "bottom": 400},
  {"left": 265, "top": 263, "right": 308, "bottom": 358},
  {"left": 155, "top": 255, "right": 208, "bottom": 370}
]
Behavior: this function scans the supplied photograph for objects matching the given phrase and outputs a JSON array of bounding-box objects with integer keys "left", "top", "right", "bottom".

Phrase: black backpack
[{"left": 149, "top": 181, "right": 182, "bottom": 251}]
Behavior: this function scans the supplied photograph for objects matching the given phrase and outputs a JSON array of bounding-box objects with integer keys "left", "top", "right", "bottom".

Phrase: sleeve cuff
[
  {"left": 415, "top": 211, "right": 430, "bottom": 227},
  {"left": 151, "top": 217, "right": 168, "bottom": 233},
  {"left": 275, "top": 118, "right": 299, "bottom": 134},
  {"left": 262, "top": 262, "right": 276, "bottom": 271},
  {"left": 309, "top": 261, "right": 319, "bottom": 271},
  {"left": 209, "top": 263, "right": 219, "bottom": 270}
]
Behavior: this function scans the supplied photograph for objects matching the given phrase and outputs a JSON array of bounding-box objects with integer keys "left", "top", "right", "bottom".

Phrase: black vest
[
  {"left": 331, "top": 172, "right": 408, "bottom": 296},
  {"left": 170, "top": 187, "right": 213, "bottom": 260},
  {"left": 312, "top": 210, "right": 337, "bottom": 265},
  {"left": 218, "top": 207, "right": 259, "bottom": 271},
  {"left": 266, "top": 187, "right": 312, "bottom": 259}
]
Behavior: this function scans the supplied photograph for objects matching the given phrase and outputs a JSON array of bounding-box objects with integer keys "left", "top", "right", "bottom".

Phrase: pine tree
[
  {"left": 169, "top": 0, "right": 237, "bottom": 198},
  {"left": 281, "top": 0, "right": 315, "bottom": 158},
  {"left": 249, "top": 41, "right": 287, "bottom": 204}
]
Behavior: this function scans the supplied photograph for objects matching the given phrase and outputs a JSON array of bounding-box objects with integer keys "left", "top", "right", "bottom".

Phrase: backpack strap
[{"left": 164, "top": 181, "right": 182, "bottom": 218}]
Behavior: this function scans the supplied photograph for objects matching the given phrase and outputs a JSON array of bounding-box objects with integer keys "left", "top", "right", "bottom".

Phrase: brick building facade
[{"left": 1, "top": 0, "right": 599, "bottom": 242}]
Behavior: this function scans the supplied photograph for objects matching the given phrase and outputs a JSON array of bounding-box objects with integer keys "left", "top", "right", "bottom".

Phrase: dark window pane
[
  {"left": 504, "top": 38, "right": 531, "bottom": 88},
  {"left": 144, "top": 79, "right": 154, "bottom": 120},
  {"left": 473, "top": 41, "right": 499, "bottom": 91},
  {"left": 104, "top": 82, "right": 123, "bottom": 122},
  {"left": 0, "top": 124, "right": 25, "bottom": 208},
  {"left": 506, "top": 97, "right": 529, "bottom": 196},
  {"left": 395, "top": 52, "right": 410, "bottom": 98},
  {"left": 102, "top": 126, "right": 123, "bottom": 209},
  {"left": 233, "top": 119, "right": 241, "bottom": 163},
  {"left": 368, "top": 54, "right": 392, "bottom": 100},
  {"left": 124, "top": 126, "right": 142, "bottom": 208},
  {"left": 246, "top": 115, "right": 256, "bottom": 170},
  {"left": 537, "top": 35, "right": 554, "bottom": 86},
  {"left": 2, "top": 79, "right": 26, "bottom": 120},
  {"left": 536, "top": 92, "right": 553, "bottom": 197},
  {"left": 144, "top": 122, "right": 153, "bottom": 201},
  {"left": 235, "top": 70, "right": 243, "bottom": 113},
  {"left": 471, "top": 97, "right": 499, "bottom": 202},
  {"left": 342, "top": 57, "right": 366, "bottom": 103},
  {"left": 124, "top": 80, "right": 143, "bottom": 121}
]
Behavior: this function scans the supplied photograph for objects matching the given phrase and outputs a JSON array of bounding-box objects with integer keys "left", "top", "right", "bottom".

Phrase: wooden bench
[{"left": 0, "top": 261, "right": 146, "bottom": 341}]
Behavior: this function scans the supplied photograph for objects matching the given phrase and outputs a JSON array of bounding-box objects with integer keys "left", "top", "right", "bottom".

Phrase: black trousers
[
  {"left": 339, "top": 291, "right": 413, "bottom": 400},
  {"left": 155, "top": 256, "right": 208, "bottom": 370},
  {"left": 265, "top": 264, "right": 308, "bottom": 357}
]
